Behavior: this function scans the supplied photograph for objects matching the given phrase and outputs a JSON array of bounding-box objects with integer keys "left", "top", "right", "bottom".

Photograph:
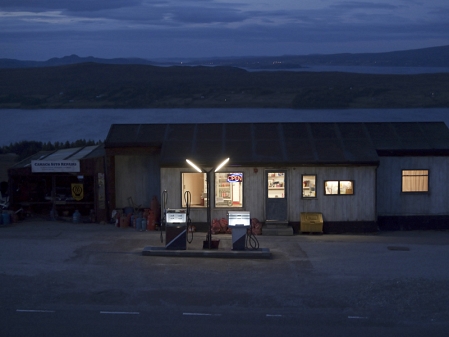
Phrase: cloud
[
  {"left": 0, "top": 0, "right": 448, "bottom": 59},
  {"left": 171, "top": 7, "right": 246, "bottom": 24},
  {"left": 330, "top": 1, "right": 398, "bottom": 10},
  {"left": 73, "top": 4, "right": 249, "bottom": 25},
  {"left": 0, "top": 0, "right": 142, "bottom": 12}
]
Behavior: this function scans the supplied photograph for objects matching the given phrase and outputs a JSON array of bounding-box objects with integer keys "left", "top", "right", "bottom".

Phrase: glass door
[{"left": 265, "top": 170, "right": 287, "bottom": 222}]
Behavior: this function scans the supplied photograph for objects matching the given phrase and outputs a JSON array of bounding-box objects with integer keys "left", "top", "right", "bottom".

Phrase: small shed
[
  {"left": 8, "top": 145, "right": 107, "bottom": 222},
  {"left": 0, "top": 153, "right": 19, "bottom": 182},
  {"left": 0, "top": 153, "right": 19, "bottom": 199}
]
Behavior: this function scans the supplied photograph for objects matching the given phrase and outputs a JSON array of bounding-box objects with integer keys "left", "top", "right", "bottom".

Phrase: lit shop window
[
  {"left": 324, "top": 180, "right": 354, "bottom": 195},
  {"left": 182, "top": 172, "right": 207, "bottom": 207},
  {"left": 267, "top": 172, "right": 285, "bottom": 198},
  {"left": 302, "top": 175, "right": 316, "bottom": 198},
  {"left": 215, "top": 172, "right": 243, "bottom": 208},
  {"left": 402, "top": 170, "right": 428, "bottom": 192}
]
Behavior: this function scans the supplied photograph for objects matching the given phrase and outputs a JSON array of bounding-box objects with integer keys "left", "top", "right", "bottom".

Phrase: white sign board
[{"left": 31, "top": 160, "right": 80, "bottom": 173}]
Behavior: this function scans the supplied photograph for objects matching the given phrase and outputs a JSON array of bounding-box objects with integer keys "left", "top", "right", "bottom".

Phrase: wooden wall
[
  {"left": 161, "top": 167, "right": 265, "bottom": 222},
  {"left": 0, "top": 153, "right": 19, "bottom": 183},
  {"left": 290, "top": 166, "right": 377, "bottom": 222},
  {"left": 114, "top": 154, "right": 161, "bottom": 209},
  {"left": 377, "top": 156, "right": 449, "bottom": 216},
  {"left": 161, "top": 165, "right": 377, "bottom": 223},
  {"left": 108, "top": 153, "right": 449, "bottom": 228}
]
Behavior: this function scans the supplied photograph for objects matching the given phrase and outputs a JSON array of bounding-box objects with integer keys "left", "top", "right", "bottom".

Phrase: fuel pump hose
[
  {"left": 160, "top": 190, "right": 168, "bottom": 243},
  {"left": 184, "top": 190, "right": 194, "bottom": 244},
  {"left": 246, "top": 223, "right": 260, "bottom": 250}
]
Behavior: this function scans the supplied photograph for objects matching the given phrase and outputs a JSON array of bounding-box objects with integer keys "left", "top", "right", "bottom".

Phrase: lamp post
[{"left": 186, "top": 158, "right": 230, "bottom": 249}]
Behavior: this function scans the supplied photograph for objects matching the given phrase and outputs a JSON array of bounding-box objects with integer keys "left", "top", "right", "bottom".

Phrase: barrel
[
  {"left": 135, "top": 217, "right": 142, "bottom": 231},
  {"left": 73, "top": 210, "right": 81, "bottom": 223},
  {"left": 147, "top": 210, "right": 156, "bottom": 230},
  {"left": 2, "top": 212, "right": 10, "bottom": 225}
]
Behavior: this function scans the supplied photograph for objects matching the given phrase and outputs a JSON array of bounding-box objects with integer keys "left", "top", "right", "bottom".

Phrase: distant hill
[
  {"left": 1, "top": 62, "right": 448, "bottom": 109},
  {"left": 187, "top": 45, "right": 449, "bottom": 69},
  {"left": 1, "top": 45, "right": 449, "bottom": 69},
  {"left": 0, "top": 54, "right": 159, "bottom": 69}
]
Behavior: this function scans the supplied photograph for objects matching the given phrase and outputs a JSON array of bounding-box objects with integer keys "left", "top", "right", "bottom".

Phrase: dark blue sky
[{"left": 1, "top": 0, "right": 448, "bottom": 61}]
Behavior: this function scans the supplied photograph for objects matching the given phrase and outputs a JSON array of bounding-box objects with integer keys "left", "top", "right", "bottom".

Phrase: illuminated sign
[{"left": 227, "top": 173, "right": 243, "bottom": 183}]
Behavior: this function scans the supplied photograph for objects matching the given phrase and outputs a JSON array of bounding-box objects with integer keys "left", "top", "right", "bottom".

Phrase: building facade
[
  {"left": 102, "top": 122, "right": 449, "bottom": 233},
  {"left": 8, "top": 145, "right": 107, "bottom": 222}
]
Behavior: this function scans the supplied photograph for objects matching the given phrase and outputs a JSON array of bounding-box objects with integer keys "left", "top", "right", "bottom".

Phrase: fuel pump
[
  {"left": 227, "top": 211, "right": 250, "bottom": 251},
  {"left": 165, "top": 209, "right": 187, "bottom": 250},
  {"left": 160, "top": 190, "right": 193, "bottom": 250},
  {"left": 227, "top": 211, "right": 259, "bottom": 250}
]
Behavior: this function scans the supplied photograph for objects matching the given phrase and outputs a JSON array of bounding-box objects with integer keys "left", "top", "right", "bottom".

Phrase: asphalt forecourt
[{"left": 1, "top": 219, "right": 449, "bottom": 337}]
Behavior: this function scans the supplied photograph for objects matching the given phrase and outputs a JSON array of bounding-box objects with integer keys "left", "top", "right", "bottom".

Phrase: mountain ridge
[
  {"left": 0, "top": 54, "right": 158, "bottom": 69},
  {"left": 1, "top": 45, "right": 449, "bottom": 69},
  {"left": 1, "top": 62, "right": 448, "bottom": 109}
]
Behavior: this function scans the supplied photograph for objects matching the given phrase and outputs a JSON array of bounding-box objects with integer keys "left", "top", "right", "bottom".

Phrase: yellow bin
[{"left": 300, "top": 212, "right": 323, "bottom": 233}]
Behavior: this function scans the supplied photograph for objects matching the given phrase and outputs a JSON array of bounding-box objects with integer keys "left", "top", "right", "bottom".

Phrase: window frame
[
  {"left": 267, "top": 171, "right": 286, "bottom": 199},
  {"left": 214, "top": 171, "right": 244, "bottom": 208},
  {"left": 181, "top": 171, "right": 207, "bottom": 208},
  {"left": 324, "top": 180, "right": 355, "bottom": 196},
  {"left": 401, "top": 169, "right": 429, "bottom": 193},
  {"left": 302, "top": 174, "right": 317, "bottom": 199}
]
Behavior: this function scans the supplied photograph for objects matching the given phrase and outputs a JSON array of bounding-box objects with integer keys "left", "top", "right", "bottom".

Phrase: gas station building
[{"left": 103, "top": 122, "right": 449, "bottom": 233}]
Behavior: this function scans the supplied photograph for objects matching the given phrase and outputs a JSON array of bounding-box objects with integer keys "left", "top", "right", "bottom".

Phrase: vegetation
[
  {"left": 0, "top": 63, "right": 448, "bottom": 109},
  {"left": 0, "top": 139, "right": 102, "bottom": 161}
]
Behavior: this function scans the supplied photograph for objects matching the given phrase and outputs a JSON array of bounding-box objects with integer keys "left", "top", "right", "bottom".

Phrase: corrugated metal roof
[
  {"left": 69, "top": 145, "right": 101, "bottom": 160},
  {"left": 43, "top": 147, "right": 83, "bottom": 161},
  {"left": 105, "top": 122, "right": 449, "bottom": 166},
  {"left": 12, "top": 145, "right": 104, "bottom": 169}
]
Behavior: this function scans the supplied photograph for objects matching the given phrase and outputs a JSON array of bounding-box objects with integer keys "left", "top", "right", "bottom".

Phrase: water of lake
[
  {"left": 1, "top": 108, "right": 449, "bottom": 146},
  {"left": 246, "top": 66, "right": 449, "bottom": 74}
]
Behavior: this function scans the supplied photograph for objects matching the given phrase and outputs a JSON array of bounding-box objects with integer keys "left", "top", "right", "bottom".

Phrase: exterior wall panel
[
  {"left": 377, "top": 156, "right": 449, "bottom": 216},
  {"left": 290, "top": 166, "right": 377, "bottom": 223},
  {"left": 115, "top": 154, "right": 160, "bottom": 209},
  {"left": 161, "top": 165, "right": 376, "bottom": 224},
  {"left": 161, "top": 167, "right": 263, "bottom": 223}
]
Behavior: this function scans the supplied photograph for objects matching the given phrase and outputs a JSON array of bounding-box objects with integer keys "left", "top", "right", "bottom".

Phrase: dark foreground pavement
[{"left": 1, "top": 219, "right": 449, "bottom": 337}]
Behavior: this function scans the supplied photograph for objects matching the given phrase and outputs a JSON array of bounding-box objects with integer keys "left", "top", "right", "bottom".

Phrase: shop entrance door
[{"left": 265, "top": 171, "right": 287, "bottom": 222}]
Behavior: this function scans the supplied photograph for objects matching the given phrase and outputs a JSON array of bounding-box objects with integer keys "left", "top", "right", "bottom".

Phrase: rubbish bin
[{"left": 228, "top": 211, "right": 250, "bottom": 250}]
